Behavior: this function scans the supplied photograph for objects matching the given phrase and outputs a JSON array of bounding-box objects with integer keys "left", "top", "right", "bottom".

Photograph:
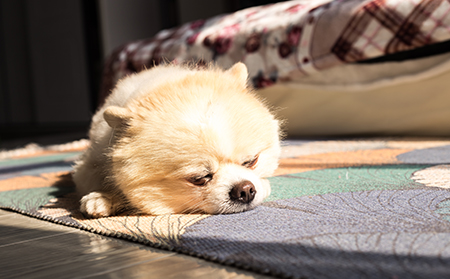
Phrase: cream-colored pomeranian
[{"left": 73, "top": 62, "right": 281, "bottom": 217}]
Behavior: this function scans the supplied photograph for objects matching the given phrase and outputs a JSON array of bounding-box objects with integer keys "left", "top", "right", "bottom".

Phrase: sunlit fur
[{"left": 73, "top": 63, "right": 281, "bottom": 217}]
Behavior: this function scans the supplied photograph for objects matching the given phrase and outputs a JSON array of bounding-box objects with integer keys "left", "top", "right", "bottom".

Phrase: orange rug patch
[{"left": 274, "top": 148, "right": 412, "bottom": 176}]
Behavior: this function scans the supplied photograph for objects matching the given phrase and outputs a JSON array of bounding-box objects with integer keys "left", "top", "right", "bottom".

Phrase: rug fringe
[{"left": 0, "top": 139, "right": 90, "bottom": 160}]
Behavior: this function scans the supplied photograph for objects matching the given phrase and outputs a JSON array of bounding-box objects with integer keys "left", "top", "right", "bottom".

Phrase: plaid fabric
[{"left": 332, "top": 0, "right": 447, "bottom": 62}]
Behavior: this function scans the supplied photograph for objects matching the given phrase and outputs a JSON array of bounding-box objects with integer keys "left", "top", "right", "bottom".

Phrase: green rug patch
[
  {"left": 436, "top": 199, "right": 450, "bottom": 222},
  {"left": 0, "top": 186, "right": 75, "bottom": 212},
  {"left": 267, "top": 164, "right": 431, "bottom": 201}
]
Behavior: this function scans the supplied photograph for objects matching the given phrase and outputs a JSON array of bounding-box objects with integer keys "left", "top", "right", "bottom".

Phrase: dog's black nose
[{"left": 230, "top": 181, "right": 256, "bottom": 203}]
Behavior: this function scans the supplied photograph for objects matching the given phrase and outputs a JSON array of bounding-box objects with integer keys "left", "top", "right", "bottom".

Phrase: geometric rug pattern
[{"left": 1, "top": 138, "right": 450, "bottom": 278}]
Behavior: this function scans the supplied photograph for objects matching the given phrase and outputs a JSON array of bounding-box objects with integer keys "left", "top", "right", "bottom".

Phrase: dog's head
[{"left": 104, "top": 63, "right": 281, "bottom": 215}]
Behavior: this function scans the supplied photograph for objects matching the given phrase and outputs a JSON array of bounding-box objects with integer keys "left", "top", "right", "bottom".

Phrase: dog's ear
[
  {"left": 103, "top": 106, "right": 132, "bottom": 128},
  {"left": 227, "top": 62, "right": 248, "bottom": 86}
]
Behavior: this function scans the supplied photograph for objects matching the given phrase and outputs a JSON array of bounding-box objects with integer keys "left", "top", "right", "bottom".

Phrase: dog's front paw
[{"left": 80, "top": 192, "right": 113, "bottom": 218}]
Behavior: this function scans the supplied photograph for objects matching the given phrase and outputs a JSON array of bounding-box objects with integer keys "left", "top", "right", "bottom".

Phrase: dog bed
[{"left": 99, "top": 0, "right": 450, "bottom": 137}]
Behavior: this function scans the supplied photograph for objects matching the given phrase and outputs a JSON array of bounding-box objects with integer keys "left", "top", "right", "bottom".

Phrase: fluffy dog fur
[{"left": 73, "top": 62, "right": 281, "bottom": 217}]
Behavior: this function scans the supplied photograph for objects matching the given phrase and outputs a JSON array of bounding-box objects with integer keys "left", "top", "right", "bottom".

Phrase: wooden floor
[{"left": 0, "top": 209, "right": 273, "bottom": 279}]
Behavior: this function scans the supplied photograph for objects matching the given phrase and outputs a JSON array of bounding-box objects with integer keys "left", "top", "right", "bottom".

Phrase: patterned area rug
[{"left": 2, "top": 138, "right": 450, "bottom": 278}]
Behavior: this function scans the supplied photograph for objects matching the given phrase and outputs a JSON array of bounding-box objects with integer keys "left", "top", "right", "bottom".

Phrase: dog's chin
[{"left": 211, "top": 200, "right": 258, "bottom": 214}]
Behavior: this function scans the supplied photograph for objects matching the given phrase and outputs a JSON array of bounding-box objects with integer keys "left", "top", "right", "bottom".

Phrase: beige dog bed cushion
[{"left": 100, "top": 0, "right": 450, "bottom": 137}]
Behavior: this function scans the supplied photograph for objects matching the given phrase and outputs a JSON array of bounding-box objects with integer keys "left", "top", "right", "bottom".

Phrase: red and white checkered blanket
[{"left": 100, "top": 0, "right": 450, "bottom": 102}]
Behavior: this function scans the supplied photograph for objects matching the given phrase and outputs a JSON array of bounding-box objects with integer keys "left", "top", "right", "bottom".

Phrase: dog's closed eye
[
  {"left": 242, "top": 155, "right": 259, "bottom": 169},
  {"left": 188, "top": 173, "right": 213, "bottom": 186}
]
